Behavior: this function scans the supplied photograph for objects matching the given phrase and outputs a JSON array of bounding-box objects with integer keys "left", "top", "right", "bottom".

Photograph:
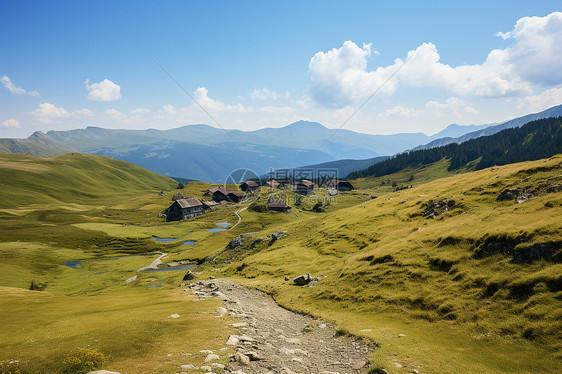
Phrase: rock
[
  {"left": 209, "top": 276, "right": 215, "bottom": 279},
  {"left": 182, "top": 271, "right": 195, "bottom": 281},
  {"left": 87, "top": 371, "right": 121, "bottom": 374},
  {"left": 234, "top": 352, "right": 250, "bottom": 365},
  {"left": 211, "top": 363, "right": 225, "bottom": 369},
  {"left": 292, "top": 357, "right": 303, "bottom": 363},
  {"left": 321, "top": 371, "right": 341, "bottom": 374},
  {"left": 179, "top": 364, "right": 195, "bottom": 370},
  {"left": 496, "top": 188, "right": 520, "bottom": 201},
  {"left": 226, "top": 335, "right": 239, "bottom": 345},
  {"left": 284, "top": 276, "right": 290, "bottom": 281},
  {"left": 238, "top": 335, "right": 256, "bottom": 342},
  {"left": 168, "top": 313, "right": 180, "bottom": 319},
  {"left": 318, "top": 323, "right": 327, "bottom": 329},
  {"left": 231, "top": 322, "right": 248, "bottom": 327},
  {"left": 215, "top": 307, "right": 228, "bottom": 317},
  {"left": 394, "top": 362, "right": 403, "bottom": 368},
  {"left": 205, "top": 353, "right": 220, "bottom": 362},
  {"left": 352, "top": 361, "right": 367, "bottom": 369},
  {"left": 398, "top": 334, "right": 406, "bottom": 338},
  {"left": 280, "top": 368, "right": 296, "bottom": 374},
  {"left": 370, "top": 370, "right": 388, "bottom": 374},
  {"left": 227, "top": 234, "right": 253, "bottom": 249},
  {"left": 293, "top": 274, "right": 312, "bottom": 286},
  {"left": 231, "top": 371, "right": 247, "bottom": 374},
  {"left": 285, "top": 337, "right": 301, "bottom": 344},
  {"left": 244, "top": 351, "right": 260, "bottom": 361},
  {"left": 200, "top": 366, "right": 212, "bottom": 371}
]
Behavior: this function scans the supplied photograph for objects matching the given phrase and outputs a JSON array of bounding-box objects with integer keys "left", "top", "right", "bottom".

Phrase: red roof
[
  {"left": 299, "top": 180, "right": 315, "bottom": 187},
  {"left": 266, "top": 180, "right": 280, "bottom": 187}
]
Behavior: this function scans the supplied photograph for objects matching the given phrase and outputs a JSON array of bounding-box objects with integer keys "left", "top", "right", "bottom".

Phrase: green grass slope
[
  {"left": 207, "top": 155, "right": 562, "bottom": 373},
  {"left": 0, "top": 153, "right": 177, "bottom": 208}
]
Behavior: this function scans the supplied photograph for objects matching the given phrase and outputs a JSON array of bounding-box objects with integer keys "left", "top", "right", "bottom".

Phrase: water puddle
[
  {"left": 209, "top": 222, "right": 231, "bottom": 232},
  {"left": 146, "top": 285, "right": 162, "bottom": 288},
  {"left": 182, "top": 240, "right": 196, "bottom": 245},
  {"left": 64, "top": 261, "right": 81, "bottom": 269},
  {"left": 153, "top": 236, "right": 177, "bottom": 242}
]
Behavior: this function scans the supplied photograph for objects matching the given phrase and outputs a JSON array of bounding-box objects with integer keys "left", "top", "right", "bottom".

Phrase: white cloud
[
  {"left": 425, "top": 97, "right": 479, "bottom": 117},
  {"left": 251, "top": 87, "right": 282, "bottom": 100},
  {"left": 258, "top": 105, "right": 295, "bottom": 113},
  {"left": 193, "top": 87, "right": 252, "bottom": 113},
  {"left": 308, "top": 13, "right": 562, "bottom": 108},
  {"left": 379, "top": 105, "right": 418, "bottom": 118},
  {"left": 73, "top": 108, "right": 94, "bottom": 116},
  {"left": 517, "top": 87, "right": 562, "bottom": 112},
  {"left": 31, "top": 102, "right": 70, "bottom": 123},
  {"left": 105, "top": 109, "right": 126, "bottom": 121},
  {"left": 85, "top": 79, "right": 121, "bottom": 101},
  {"left": 2, "top": 119, "right": 21, "bottom": 128},
  {"left": 162, "top": 104, "right": 177, "bottom": 114},
  {"left": 131, "top": 108, "right": 150, "bottom": 115},
  {"left": 1, "top": 75, "right": 39, "bottom": 96}
]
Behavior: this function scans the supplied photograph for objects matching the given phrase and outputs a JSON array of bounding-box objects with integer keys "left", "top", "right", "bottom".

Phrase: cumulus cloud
[
  {"left": 1, "top": 75, "right": 39, "bottom": 96},
  {"left": 517, "top": 87, "right": 562, "bottom": 112},
  {"left": 251, "top": 87, "right": 283, "bottom": 100},
  {"left": 85, "top": 79, "right": 121, "bottom": 101},
  {"left": 379, "top": 105, "right": 418, "bottom": 118},
  {"left": 2, "top": 119, "right": 21, "bottom": 128},
  {"left": 162, "top": 104, "right": 177, "bottom": 114},
  {"left": 73, "top": 108, "right": 94, "bottom": 116},
  {"left": 131, "top": 108, "right": 150, "bottom": 115},
  {"left": 425, "top": 97, "right": 479, "bottom": 117},
  {"left": 258, "top": 105, "right": 295, "bottom": 113},
  {"left": 31, "top": 102, "right": 70, "bottom": 123},
  {"left": 193, "top": 87, "right": 251, "bottom": 113},
  {"left": 308, "top": 12, "right": 562, "bottom": 107},
  {"left": 105, "top": 109, "right": 126, "bottom": 121}
]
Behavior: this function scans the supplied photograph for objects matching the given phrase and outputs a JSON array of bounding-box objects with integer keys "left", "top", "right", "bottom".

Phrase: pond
[
  {"left": 143, "top": 264, "right": 196, "bottom": 273},
  {"left": 146, "top": 285, "right": 162, "bottom": 288},
  {"left": 182, "top": 240, "right": 196, "bottom": 245},
  {"left": 209, "top": 222, "right": 231, "bottom": 232},
  {"left": 153, "top": 236, "right": 177, "bottom": 242},
  {"left": 64, "top": 261, "right": 81, "bottom": 269}
]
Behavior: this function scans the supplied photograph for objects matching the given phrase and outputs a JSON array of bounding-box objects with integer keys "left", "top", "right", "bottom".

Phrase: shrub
[
  {"left": 62, "top": 347, "right": 105, "bottom": 373},
  {"left": 176, "top": 181, "right": 184, "bottom": 189}
]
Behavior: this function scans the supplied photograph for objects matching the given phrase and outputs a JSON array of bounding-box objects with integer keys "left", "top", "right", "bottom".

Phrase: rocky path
[
  {"left": 186, "top": 280, "right": 375, "bottom": 374},
  {"left": 229, "top": 207, "right": 248, "bottom": 231}
]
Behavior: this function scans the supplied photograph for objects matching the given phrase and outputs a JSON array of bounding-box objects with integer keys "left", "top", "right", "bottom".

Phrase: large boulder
[
  {"left": 182, "top": 271, "right": 195, "bottom": 281},
  {"left": 293, "top": 274, "right": 312, "bottom": 286},
  {"left": 496, "top": 188, "right": 520, "bottom": 201}
]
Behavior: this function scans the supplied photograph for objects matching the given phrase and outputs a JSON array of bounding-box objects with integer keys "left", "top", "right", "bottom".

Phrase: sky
[{"left": 1, "top": 0, "right": 562, "bottom": 138}]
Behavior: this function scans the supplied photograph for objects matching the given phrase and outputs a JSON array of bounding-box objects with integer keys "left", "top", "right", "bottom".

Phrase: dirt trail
[
  {"left": 230, "top": 207, "right": 248, "bottom": 230},
  {"left": 137, "top": 252, "right": 167, "bottom": 272},
  {"left": 188, "top": 280, "right": 375, "bottom": 374}
]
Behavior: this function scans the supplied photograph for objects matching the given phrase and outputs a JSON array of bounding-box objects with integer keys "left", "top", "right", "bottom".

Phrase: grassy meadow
[{"left": 0, "top": 152, "right": 561, "bottom": 373}]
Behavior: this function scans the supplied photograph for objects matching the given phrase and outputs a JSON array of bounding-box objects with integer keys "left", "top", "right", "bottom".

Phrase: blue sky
[{"left": 1, "top": 0, "right": 562, "bottom": 138}]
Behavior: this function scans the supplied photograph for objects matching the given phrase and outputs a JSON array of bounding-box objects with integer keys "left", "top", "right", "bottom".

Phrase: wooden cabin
[
  {"left": 268, "top": 199, "right": 290, "bottom": 212},
  {"left": 240, "top": 180, "right": 259, "bottom": 192},
  {"left": 296, "top": 179, "right": 315, "bottom": 195},
  {"left": 325, "top": 179, "right": 355, "bottom": 191},
  {"left": 227, "top": 190, "right": 246, "bottom": 203},
  {"left": 166, "top": 197, "right": 204, "bottom": 221}
]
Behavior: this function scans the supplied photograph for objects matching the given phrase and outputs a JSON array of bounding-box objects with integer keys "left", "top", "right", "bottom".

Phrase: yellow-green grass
[
  {"left": 207, "top": 155, "right": 562, "bottom": 373},
  {"left": 0, "top": 286, "right": 233, "bottom": 373}
]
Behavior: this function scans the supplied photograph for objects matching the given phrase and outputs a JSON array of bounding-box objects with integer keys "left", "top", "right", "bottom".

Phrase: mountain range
[{"left": 1, "top": 104, "right": 560, "bottom": 182}]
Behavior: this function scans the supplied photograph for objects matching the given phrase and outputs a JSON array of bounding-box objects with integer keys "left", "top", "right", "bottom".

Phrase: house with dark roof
[
  {"left": 240, "top": 180, "right": 259, "bottom": 192},
  {"left": 227, "top": 190, "right": 246, "bottom": 203},
  {"left": 165, "top": 197, "right": 204, "bottom": 221},
  {"left": 296, "top": 179, "right": 315, "bottom": 195},
  {"left": 325, "top": 179, "right": 355, "bottom": 191},
  {"left": 268, "top": 199, "right": 290, "bottom": 212}
]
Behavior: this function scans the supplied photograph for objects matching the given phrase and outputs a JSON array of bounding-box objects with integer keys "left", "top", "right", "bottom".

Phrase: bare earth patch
[{"left": 187, "top": 279, "right": 375, "bottom": 374}]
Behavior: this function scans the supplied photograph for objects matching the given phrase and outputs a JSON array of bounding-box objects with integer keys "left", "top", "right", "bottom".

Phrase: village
[{"left": 163, "top": 178, "right": 355, "bottom": 221}]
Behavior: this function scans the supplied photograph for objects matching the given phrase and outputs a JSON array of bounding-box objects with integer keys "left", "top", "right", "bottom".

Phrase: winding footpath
[
  {"left": 184, "top": 280, "right": 375, "bottom": 374},
  {"left": 229, "top": 207, "right": 248, "bottom": 230}
]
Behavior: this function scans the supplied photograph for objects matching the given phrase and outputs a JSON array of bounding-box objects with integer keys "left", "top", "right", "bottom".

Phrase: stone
[
  {"left": 398, "top": 334, "right": 406, "bottom": 338},
  {"left": 200, "top": 350, "right": 214, "bottom": 354},
  {"left": 179, "top": 364, "right": 195, "bottom": 370},
  {"left": 182, "top": 271, "right": 195, "bottom": 281},
  {"left": 125, "top": 275, "right": 137, "bottom": 284},
  {"left": 293, "top": 273, "right": 312, "bottom": 286},
  {"left": 353, "top": 361, "right": 367, "bottom": 369},
  {"left": 394, "top": 362, "right": 403, "bottom": 368},
  {"left": 231, "top": 322, "right": 248, "bottom": 327},
  {"left": 209, "top": 276, "right": 215, "bottom": 279},
  {"left": 234, "top": 352, "right": 250, "bottom": 365},
  {"left": 168, "top": 313, "right": 180, "bottom": 319},
  {"left": 244, "top": 351, "right": 260, "bottom": 361},
  {"left": 215, "top": 307, "right": 228, "bottom": 317},
  {"left": 292, "top": 357, "right": 303, "bottom": 363},
  {"left": 226, "top": 335, "right": 239, "bottom": 345},
  {"left": 238, "top": 335, "right": 256, "bottom": 342},
  {"left": 211, "top": 363, "right": 225, "bottom": 369},
  {"left": 280, "top": 368, "right": 296, "bottom": 374},
  {"left": 87, "top": 371, "right": 121, "bottom": 374},
  {"left": 496, "top": 188, "right": 520, "bottom": 201},
  {"left": 205, "top": 353, "right": 220, "bottom": 362},
  {"left": 200, "top": 366, "right": 212, "bottom": 371}
]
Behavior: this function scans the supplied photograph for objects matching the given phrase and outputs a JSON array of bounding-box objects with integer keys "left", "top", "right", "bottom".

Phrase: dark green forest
[
  {"left": 347, "top": 117, "right": 562, "bottom": 179},
  {"left": 347, "top": 116, "right": 562, "bottom": 179}
]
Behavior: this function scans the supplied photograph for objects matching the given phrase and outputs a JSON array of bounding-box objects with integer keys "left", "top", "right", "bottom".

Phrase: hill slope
[
  {"left": 0, "top": 153, "right": 177, "bottom": 208},
  {"left": 416, "top": 103, "right": 562, "bottom": 150},
  {"left": 349, "top": 116, "right": 562, "bottom": 179}
]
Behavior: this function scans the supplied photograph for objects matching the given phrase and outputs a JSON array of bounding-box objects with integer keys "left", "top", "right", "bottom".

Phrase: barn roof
[
  {"left": 202, "top": 200, "right": 219, "bottom": 207},
  {"left": 326, "top": 179, "right": 352, "bottom": 187},
  {"left": 268, "top": 199, "right": 287, "bottom": 208},
  {"left": 228, "top": 191, "right": 246, "bottom": 197},
  {"left": 299, "top": 179, "right": 315, "bottom": 187},
  {"left": 242, "top": 180, "right": 259, "bottom": 188},
  {"left": 176, "top": 197, "right": 203, "bottom": 208}
]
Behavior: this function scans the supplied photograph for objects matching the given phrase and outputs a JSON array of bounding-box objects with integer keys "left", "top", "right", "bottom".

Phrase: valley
[{"left": 0, "top": 150, "right": 560, "bottom": 373}]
